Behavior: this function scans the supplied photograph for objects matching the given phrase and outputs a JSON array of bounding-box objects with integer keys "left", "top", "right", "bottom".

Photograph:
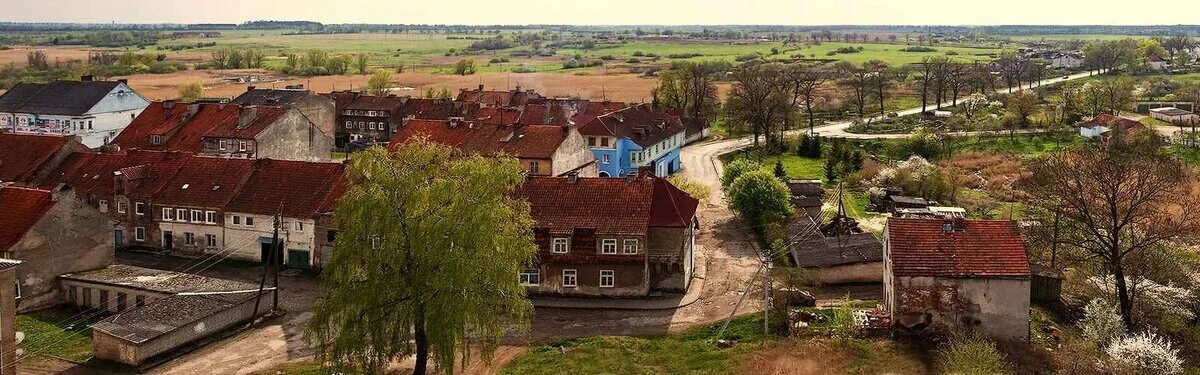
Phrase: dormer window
[{"left": 150, "top": 135, "right": 163, "bottom": 145}]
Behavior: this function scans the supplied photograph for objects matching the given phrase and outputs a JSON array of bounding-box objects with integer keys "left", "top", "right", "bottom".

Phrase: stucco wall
[
  {"left": 223, "top": 213, "right": 316, "bottom": 265},
  {"left": 529, "top": 263, "right": 648, "bottom": 297},
  {"left": 7, "top": 191, "right": 114, "bottom": 311},
  {"left": 890, "top": 276, "right": 1031, "bottom": 341},
  {"left": 551, "top": 128, "right": 599, "bottom": 177},
  {"left": 255, "top": 109, "right": 333, "bottom": 162},
  {"left": 808, "top": 262, "right": 884, "bottom": 285},
  {"left": 646, "top": 226, "right": 693, "bottom": 292}
]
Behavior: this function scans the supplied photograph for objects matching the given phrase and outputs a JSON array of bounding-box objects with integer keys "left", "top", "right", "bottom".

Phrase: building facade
[
  {"left": 576, "top": 104, "right": 686, "bottom": 177},
  {"left": 0, "top": 79, "right": 149, "bottom": 148},
  {"left": 390, "top": 119, "right": 598, "bottom": 177}
]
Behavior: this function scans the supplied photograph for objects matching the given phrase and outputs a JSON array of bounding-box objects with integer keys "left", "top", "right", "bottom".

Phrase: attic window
[
  {"left": 181, "top": 184, "right": 190, "bottom": 190},
  {"left": 151, "top": 135, "right": 163, "bottom": 145},
  {"left": 212, "top": 185, "right": 220, "bottom": 191}
]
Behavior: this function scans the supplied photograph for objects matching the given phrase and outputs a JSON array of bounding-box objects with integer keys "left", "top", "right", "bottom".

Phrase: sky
[{"left": 2, "top": 0, "right": 1199, "bottom": 26}]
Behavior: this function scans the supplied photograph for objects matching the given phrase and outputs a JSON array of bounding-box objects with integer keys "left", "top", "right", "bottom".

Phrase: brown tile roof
[
  {"left": 1082, "top": 113, "right": 1144, "bottom": 132},
  {"left": 112, "top": 102, "right": 288, "bottom": 151},
  {"left": 344, "top": 96, "right": 406, "bottom": 112},
  {"left": 0, "top": 186, "right": 53, "bottom": 249},
  {"left": 466, "top": 107, "right": 522, "bottom": 126},
  {"left": 226, "top": 159, "right": 345, "bottom": 218},
  {"left": 399, "top": 98, "right": 463, "bottom": 120},
  {"left": 152, "top": 156, "right": 254, "bottom": 208},
  {"left": 886, "top": 218, "right": 1030, "bottom": 278},
  {"left": 0, "top": 133, "right": 69, "bottom": 183},
  {"left": 201, "top": 106, "right": 289, "bottom": 139},
  {"left": 42, "top": 150, "right": 191, "bottom": 200},
  {"left": 577, "top": 104, "right": 686, "bottom": 148},
  {"left": 389, "top": 119, "right": 569, "bottom": 160},
  {"left": 456, "top": 88, "right": 545, "bottom": 107},
  {"left": 515, "top": 175, "right": 699, "bottom": 236}
]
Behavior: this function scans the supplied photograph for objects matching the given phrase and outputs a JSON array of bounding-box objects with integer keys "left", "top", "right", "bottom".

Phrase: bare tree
[
  {"left": 835, "top": 61, "right": 870, "bottom": 118},
  {"left": 781, "top": 63, "right": 832, "bottom": 134},
  {"left": 727, "top": 64, "right": 789, "bottom": 147},
  {"left": 865, "top": 60, "right": 893, "bottom": 115},
  {"left": 1023, "top": 137, "right": 1200, "bottom": 328}
]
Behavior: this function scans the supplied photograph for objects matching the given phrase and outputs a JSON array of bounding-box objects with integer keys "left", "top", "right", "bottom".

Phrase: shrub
[
  {"left": 511, "top": 65, "right": 535, "bottom": 73},
  {"left": 666, "top": 175, "right": 711, "bottom": 205},
  {"left": 728, "top": 170, "right": 793, "bottom": 227},
  {"left": 735, "top": 53, "right": 760, "bottom": 62},
  {"left": 1105, "top": 332, "right": 1184, "bottom": 374},
  {"left": 625, "top": 58, "right": 641, "bottom": 64},
  {"left": 936, "top": 333, "right": 1012, "bottom": 375},
  {"left": 632, "top": 51, "right": 645, "bottom": 57},
  {"left": 562, "top": 59, "right": 580, "bottom": 69},
  {"left": 721, "top": 159, "right": 760, "bottom": 188},
  {"left": 1078, "top": 299, "right": 1125, "bottom": 347},
  {"left": 901, "top": 46, "right": 937, "bottom": 52}
]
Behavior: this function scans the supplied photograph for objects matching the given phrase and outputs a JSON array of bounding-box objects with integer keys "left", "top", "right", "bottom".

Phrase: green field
[
  {"left": 1005, "top": 34, "right": 1148, "bottom": 42},
  {"left": 563, "top": 41, "right": 1003, "bottom": 66}
]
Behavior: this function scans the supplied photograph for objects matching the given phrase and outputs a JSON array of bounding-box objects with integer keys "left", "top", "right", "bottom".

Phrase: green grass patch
[
  {"left": 1169, "top": 145, "right": 1200, "bottom": 165},
  {"left": 17, "top": 308, "right": 101, "bottom": 362},
  {"left": 949, "top": 133, "right": 1081, "bottom": 158},
  {"left": 502, "top": 315, "right": 770, "bottom": 375}
]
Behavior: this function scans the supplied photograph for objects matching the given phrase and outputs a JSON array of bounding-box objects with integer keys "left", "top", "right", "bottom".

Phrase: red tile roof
[
  {"left": 389, "top": 119, "right": 569, "bottom": 160},
  {"left": 577, "top": 104, "right": 686, "bottom": 148},
  {"left": 0, "top": 133, "right": 70, "bottom": 183},
  {"left": 152, "top": 156, "right": 254, "bottom": 208},
  {"left": 457, "top": 89, "right": 544, "bottom": 108},
  {"left": 399, "top": 98, "right": 463, "bottom": 120},
  {"left": 466, "top": 107, "right": 522, "bottom": 126},
  {"left": 886, "top": 218, "right": 1030, "bottom": 278},
  {"left": 201, "top": 106, "right": 289, "bottom": 139},
  {"left": 226, "top": 159, "right": 345, "bottom": 218},
  {"left": 515, "top": 175, "right": 699, "bottom": 236},
  {"left": 43, "top": 150, "right": 191, "bottom": 200},
  {"left": 0, "top": 186, "right": 54, "bottom": 249},
  {"left": 1082, "top": 113, "right": 1144, "bottom": 132},
  {"left": 344, "top": 96, "right": 406, "bottom": 112},
  {"left": 112, "top": 103, "right": 289, "bottom": 153}
]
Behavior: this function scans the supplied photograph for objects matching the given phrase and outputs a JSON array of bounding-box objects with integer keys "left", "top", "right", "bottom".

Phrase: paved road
[{"left": 679, "top": 70, "right": 1102, "bottom": 188}]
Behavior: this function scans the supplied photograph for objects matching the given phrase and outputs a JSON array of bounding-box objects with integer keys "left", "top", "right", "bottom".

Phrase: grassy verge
[{"left": 17, "top": 307, "right": 101, "bottom": 363}]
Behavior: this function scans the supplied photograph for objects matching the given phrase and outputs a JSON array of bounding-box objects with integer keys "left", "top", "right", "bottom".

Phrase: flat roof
[
  {"left": 59, "top": 264, "right": 259, "bottom": 295},
  {"left": 1150, "top": 107, "right": 1194, "bottom": 116},
  {"left": 90, "top": 292, "right": 264, "bottom": 344}
]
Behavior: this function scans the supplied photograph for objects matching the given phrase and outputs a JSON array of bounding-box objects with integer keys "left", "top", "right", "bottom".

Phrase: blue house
[{"left": 575, "top": 104, "right": 686, "bottom": 177}]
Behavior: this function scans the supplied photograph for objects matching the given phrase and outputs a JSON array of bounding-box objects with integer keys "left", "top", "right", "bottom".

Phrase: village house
[
  {"left": 1079, "top": 113, "right": 1145, "bottom": 139},
  {"left": 456, "top": 85, "right": 545, "bottom": 108},
  {"left": 883, "top": 217, "right": 1032, "bottom": 341},
  {"left": 574, "top": 104, "right": 687, "bottom": 177},
  {"left": 331, "top": 93, "right": 407, "bottom": 148},
  {"left": 0, "top": 133, "right": 88, "bottom": 186},
  {"left": 390, "top": 119, "right": 598, "bottom": 177},
  {"left": 514, "top": 172, "right": 699, "bottom": 297},
  {"left": 0, "top": 259, "right": 19, "bottom": 374},
  {"left": 222, "top": 159, "right": 344, "bottom": 269},
  {"left": 1149, "top": 107, "right": 1200, "bottom": 126},
  {"left": 0, "top": 78, "right": 150, "bottom": 148},
  {"left": 152, "top": 156, "right": 254, "bottom": 254},
  {"left": 232, "top": 86, "right": 337, "bottom": 137},
  {"left": 0, "top": 185, "right": 113, "bottom": 310},
  {"left": 110, "top": 101, "right": 333, "bottom": 162},
  {"left": 1148, "top": 55, "right": 1171, "bottom": 72}
]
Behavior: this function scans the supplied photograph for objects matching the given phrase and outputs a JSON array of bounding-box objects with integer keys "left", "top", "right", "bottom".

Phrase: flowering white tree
[
  {"left": 1078, "top": 299, "right": 1126, "bottom": 347},
  {"left": 1105, "top": 332, "right": 1184, "bottom": 374}
]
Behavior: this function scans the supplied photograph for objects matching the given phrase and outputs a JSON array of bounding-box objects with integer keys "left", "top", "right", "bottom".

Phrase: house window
[
  {"left": 117, "top": 201, "right": 128, "bottom": 214},
  {"left": 134, "top": 227, "right": 146, "bottom": 241},
  {"left": 600, "top": 270, "right": 615, "bottom": 288},
  {"left": 246, "top": 217, "right": 255, "bottom": 226},
  {"left": 551, "top": 238, "right": 569, "bottom": 253},
  {"left": 162, "top": 208, "right": 174, "bottom": 221},
  {"left": 185, "top": 232, "right": 195, "bottom": 245},
  {"left": 219, "top": 140, "right": 228, "bottom": 150},
  {"left": 99, "top": 290, "right": 108, "bottom": 308},
  {"left": 191, "top": 210, "right": 202, "bottom": 222},
  {"left": 205, "top": 211, "right": 217, "bottom": 224},
  {"left": 519, "top": 269, "right": 540, "bottom": 286},
  {"left": 176, "top": 208, "right": 187, "bottom": 222},
  {"left": 238, "top": 141, "right": 247, "bottom": 152},
  {"left": 233, "top": 215, "right": 241, "bottom": 225},
  {"left": 135, "top": 295, "right": 145, "bottom": 307},
  {"left": 528, "top": 162, "right": 540, "bottom": 174},
  {"left": 600, "top": 138, "right": 610, "bottom": 147},
  {"left": 82, "top": 287, "right": 92, "bottom": 307},
  {"left": 601, "top": 239, "right": 617, "bottom": 254},
  {"left": 602, "top": 154, "right": 611, "bottom": 164},
  {"left": 150, "top": 135, "right": 163, "bottom": 145},
  {"left": 588, "top": 137, "right": 596, "bottom": 146},
  {"left": 87, "top": 120, "right": 93, "bottom": 130},
  {"left": 98, "top": 200, "right": 108, "bottom": 213},
  {"left": 562, "top": 269, "right": 578, "bottom": 288},
  {"left": 117, "top": 293, "right": 127, "bottom": 311},
  {"left": 134, "top": 202, "right": 145, "bottom": 215},
  {"left": 623, "top": 239, "right": 639, "bottom": 254},
  {"left": 206, "top": 234, "right": 217, "bottom": 247},
  {"left": 294, "top": 221, "right": 304, "bottom": 231}
]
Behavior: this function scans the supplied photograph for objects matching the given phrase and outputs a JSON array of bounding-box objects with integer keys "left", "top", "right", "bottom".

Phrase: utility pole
[
  {"left": 762, "top": 260, "right": 770, "bottom": 335},
  {"left": 271, "top": 211, "right": 281, "bottom": 312}
]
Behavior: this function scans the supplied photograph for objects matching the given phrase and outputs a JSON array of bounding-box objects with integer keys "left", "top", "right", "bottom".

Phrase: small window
[
  {"left": 185, "top": 232, "right": 195, "bottom": 245},
  {"left": 87, "top": 120, "right": 93, "bottom": 130},
  {"left": 600, "top": 270, "right": 615, "bottom": 288},
  {"left": 191, "top": 210, "right": 202, "bottom": 222},
  {"left": 623, "top": 239, "right": 639, "bottom": 254},
  {"left": 117, "top": 201, "right": 128, "bottom": 214},
  {"left": 601, "top": 137, "right": 610, "bottom": 147},
  {"left": 98, "top": 200, "right": 108, "bottom": 213},
  {"left": 134, "top": 227, "right": 146, "bottom": 241},
  {"left": 551, "top": 238, "right": 569, "bottom": 253},
  {"left": 602, "top": 154, "right": 611, "bottom": 164},
  {"left": 519, "top": 269, "right": 540, "bottom": 286},
  {"left": 601, "top": 239, "right": 617, "bottom": 254},
  {"left": 135, "top": 295, "right": 145, "bottom": 307},
  {"left": 294, "top": 221, "right": 304, "bottom": 231},
  {"left": 150, "top": 135, "right": 163, "bottom": 145},
  {"left": 233, "top": 215, "right": 241, "bottom": 225},
  {"left": 528, "top": 161, "right": 540, "bottom": 174},
  {"left": 205, "top": 211, "right": 216, "bottom": 224},
  {"left": 246, "top": 217, "right": 255, "bottom": 226},
  {"left": 562, "top": 269, "right": 578, "bottom": 288},
  {"left": 162, "top": 207, "right": 173, "bottom": 221},
  {"left": 239, "top": 141, "right": 247, "bottom": 152},
  {"left": 207, "top": 234, "right": 217, "bottom": 247},
  {"left": 134, "top": 202, "right": 145, "bottom": 215},
  {"left": 588, "top": 137, "right": 596, "bottom": 146},
  {"left": 219, "top": 140, "right": 228, "bottom": 150}
]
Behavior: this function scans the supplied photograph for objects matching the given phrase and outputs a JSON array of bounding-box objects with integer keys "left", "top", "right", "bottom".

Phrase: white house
[
  {"left": 1149, "top": 107, "right": 1200, "bottom": 126},
  {"left": 0, "top": 78, "right": 149, "bottom": 148}
]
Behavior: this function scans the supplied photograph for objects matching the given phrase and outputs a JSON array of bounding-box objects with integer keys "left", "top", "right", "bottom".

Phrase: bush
[
  {"left": 511, "top": 65, "right": 535, "bottom": 73},
  {"left": 632, "top": 51, "right": 645, "bottom": 57},
  {"left": 936, "top": 333, "right": 1012, "bottom": 374},
  {"left": 625, "top": 58, "right": 641, "bottom": 64},
  {"left": 722, "top": 159, "right": 760, "bottom": 188},
  {"left": 728, "top": 170, "right": 793, "bottom": 227},
  {"left": 1105, "top": 332, "right": 1184, "bottom": 374},
  {"left": 562, "top": 59, "right": 580, "bottom": 69},
  {"left": 1078, "top": 299, "right": 1125, "bottom": 347},
  {"left": 735, "top": 53, "right": 760, "bottom": 62},
  {"left": 666, "top": 175, "right": 711, "bottom": 205},
  {"left": 901, "top": 46, "right": 937, "bottom": 52}
]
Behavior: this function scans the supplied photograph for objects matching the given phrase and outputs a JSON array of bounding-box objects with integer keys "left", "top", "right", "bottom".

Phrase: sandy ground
[{"left": 109, "top": 68, "right": 668, "bottom": 104}]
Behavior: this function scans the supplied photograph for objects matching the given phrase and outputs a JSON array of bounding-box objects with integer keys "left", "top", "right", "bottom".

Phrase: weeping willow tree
[{"left": 306, "top": 141, "right": 537, "bottom": 374}]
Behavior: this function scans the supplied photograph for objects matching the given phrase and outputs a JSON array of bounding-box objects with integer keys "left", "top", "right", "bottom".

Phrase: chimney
[
  {"left": 185, "top": 103, "right": 201, "bottom": 120},
  {"left": 247, "top": 85, "right": 257, "bottom": 92},
  {"left": 514, "top": 85, "right": 522, "bottom": 92},
  {"left": 162, "top": 100, "right": 176, "bottom": 109},
  {"left": 478, "top": 84, "right": 485, "bottom": 91},
  {"left": 238, "top": 106, "right": 259, "bottom": 129},
  {"left": 448, "top": 117, "right": 462, "bottom": 128},
  {"left": 80, "top": 75, "right": 94, "bottom": 82},
  {"left": 117, "top": 79, "right": 128, "bottom": 85}
]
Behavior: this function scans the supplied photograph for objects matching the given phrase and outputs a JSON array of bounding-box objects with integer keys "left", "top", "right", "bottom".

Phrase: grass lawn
[
  {"left": 560, "top": 41, "right": 1000, "bottom": 66},
  {"left": 17, "top": 307, "right": 101, "bottom": 363},
  {"left": 949, "top": 133, "right": 1081, "bottom": 158}
]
